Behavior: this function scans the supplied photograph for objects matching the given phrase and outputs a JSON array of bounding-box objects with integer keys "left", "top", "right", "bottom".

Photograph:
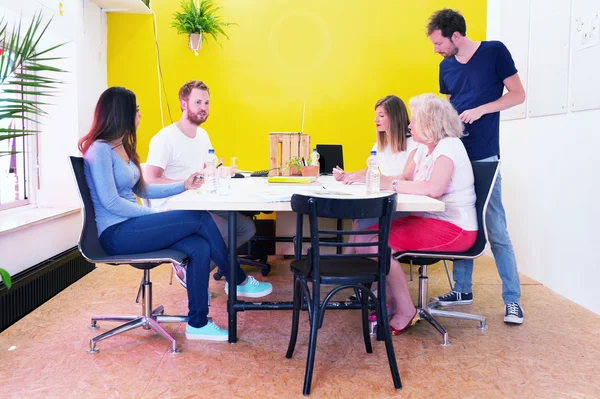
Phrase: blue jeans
[
  {"left": 100, "top": 210, "right": 247, "bottom": 328},
  {"left": 452, "top": 157, "right": 521, "bottom": 304}
]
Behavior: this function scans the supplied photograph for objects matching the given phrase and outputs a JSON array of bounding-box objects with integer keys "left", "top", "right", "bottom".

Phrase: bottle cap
[
  {"left": 370, "top": 150, "right": 377, "bottom": 155},
  {"left": 208, "top": 149, "right": 215, "bottom": 154}
]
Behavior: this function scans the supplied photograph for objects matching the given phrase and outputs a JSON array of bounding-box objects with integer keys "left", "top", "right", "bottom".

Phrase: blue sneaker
[
  {"left": 504, "top": 303, "right": 524, "bottom": 325},
  {"left": 225, "top": 276, "right": 273, "bottom": 298},
  {"left": 185, "top": 321, "right": 228, "bottom": 341}
]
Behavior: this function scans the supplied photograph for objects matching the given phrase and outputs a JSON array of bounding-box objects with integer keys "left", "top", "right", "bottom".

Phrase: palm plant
[
  {"left": 0, "top": 12, "right": 67, "bottom": 289},
  {"left": 172, "top": 0, "right": 236, "bottom": 48}
]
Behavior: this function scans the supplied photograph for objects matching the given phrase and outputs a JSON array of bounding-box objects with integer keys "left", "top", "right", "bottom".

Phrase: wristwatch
[{"left": 392, "top": 179, "right": 398, "bottom": 192}]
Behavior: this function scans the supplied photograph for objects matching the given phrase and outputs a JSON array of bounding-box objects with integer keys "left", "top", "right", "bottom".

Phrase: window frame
[{"left": 0, "top": 39, "right": 40, "bottom": 211}]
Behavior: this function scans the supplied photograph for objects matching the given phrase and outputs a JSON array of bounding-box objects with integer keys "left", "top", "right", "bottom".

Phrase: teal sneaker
[
  {"left": 225, "top": 275, "right": 273, "bottom": 298},
  {"left": 185, "top": 321, "right": 228, "bottom": 341}
]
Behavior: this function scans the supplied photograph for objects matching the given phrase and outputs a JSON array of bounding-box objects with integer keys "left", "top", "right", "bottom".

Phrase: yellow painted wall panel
[{"left": 108, "top": 1, "right": 486, "bottom": 171}]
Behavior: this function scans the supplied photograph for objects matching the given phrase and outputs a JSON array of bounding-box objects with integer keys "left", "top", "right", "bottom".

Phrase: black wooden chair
[
  {"left": 70, "top": 156, "right": 188, "bottom": 354},
  {"left": 286, "top": 193, "right": 401, "bottom": 395},
  {"left": 393, "top": 161, "right": 500, "bottom": 345}
]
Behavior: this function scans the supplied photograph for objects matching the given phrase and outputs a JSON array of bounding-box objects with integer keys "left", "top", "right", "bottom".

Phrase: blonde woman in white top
[{"left": 357, "top": 93, "right": 477, "bottom": 335}]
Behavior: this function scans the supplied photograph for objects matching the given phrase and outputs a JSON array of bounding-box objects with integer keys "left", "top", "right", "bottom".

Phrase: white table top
[{"left": 166, "top": 175, "right": 444, "bottom": 213}]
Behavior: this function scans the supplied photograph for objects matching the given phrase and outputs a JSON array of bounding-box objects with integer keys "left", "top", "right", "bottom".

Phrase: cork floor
[{"left": 1, "top": 256, "right": 599, "bottom": 399}]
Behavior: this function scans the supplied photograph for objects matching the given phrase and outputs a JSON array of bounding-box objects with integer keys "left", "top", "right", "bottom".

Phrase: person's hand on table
[
  {"left": 184, "top": 172, "right": 203, "bottom": 190},
  {"left": 342, "top": 172, "right": 364, "bottom": 185},
  {"left": 380, "top": 175, "right": 395, "bottom": 191},
  {"left": 332, "top": 165, "right": 345, "bottom": 181}
]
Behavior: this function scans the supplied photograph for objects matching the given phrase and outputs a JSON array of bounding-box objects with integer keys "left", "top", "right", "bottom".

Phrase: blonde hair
[
  {"left": 178, "top": 80, "right": 210, "bottom": 110},
  {"left": 408, "top": 93, "right": 464, "bottom": 144}
]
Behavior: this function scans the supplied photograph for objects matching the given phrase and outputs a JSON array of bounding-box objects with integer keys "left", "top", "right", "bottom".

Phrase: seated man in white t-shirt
[{"left": 144, "top": 80, "right": 256, "bottom": 287}]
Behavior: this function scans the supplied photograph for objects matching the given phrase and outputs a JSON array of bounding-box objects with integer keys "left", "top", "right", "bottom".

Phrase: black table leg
[{"left": 228, "top": 210, "right": 238, "bottom": 343}]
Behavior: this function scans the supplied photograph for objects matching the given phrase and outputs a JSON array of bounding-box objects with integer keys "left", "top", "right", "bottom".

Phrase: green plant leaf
[
  {"left": 171, "top": 0, "right": 236, "bottom": 47},
  {"left": 0, "top": 11, "right": 67, "bottom": 150},
  {"left": 0, "top": 268, "right": 12, "bottom": 289}
]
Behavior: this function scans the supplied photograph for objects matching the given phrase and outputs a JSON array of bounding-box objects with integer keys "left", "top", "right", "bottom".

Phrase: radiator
[{"left": 0, "top": 247, "right": 95, "bottom": 332}]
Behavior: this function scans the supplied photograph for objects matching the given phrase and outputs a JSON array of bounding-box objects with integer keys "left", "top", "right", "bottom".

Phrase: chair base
[
  {"left": 89, "top": 270, "right": 188, "bottom": 354},
  {"left": 417, "top": 264, "right": 487, "bottom": 346},
  {"left": 88, "top": 309, "right": 188, "bottom": 354}
]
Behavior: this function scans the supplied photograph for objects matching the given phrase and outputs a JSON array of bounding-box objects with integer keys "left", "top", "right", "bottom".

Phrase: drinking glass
[{"left": 218, "top": 166, "right": 231, "bottom": 195}]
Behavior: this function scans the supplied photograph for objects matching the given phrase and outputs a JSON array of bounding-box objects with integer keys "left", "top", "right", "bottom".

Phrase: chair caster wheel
[
  {"left": 213, "top": 272, "right": 223, "bottom": 281},
  {"left": 260, "top": 264, "right": 271, "bottom": 276}
]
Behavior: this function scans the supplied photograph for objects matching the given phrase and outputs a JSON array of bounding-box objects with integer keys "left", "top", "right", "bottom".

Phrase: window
[{"left": 0, "top": 47, "right": 38, "bottom": 210}]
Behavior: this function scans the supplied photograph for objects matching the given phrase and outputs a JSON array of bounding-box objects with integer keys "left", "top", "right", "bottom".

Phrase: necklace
[{"left": 111, "top": 142, "right": 123, "bottom": 149}]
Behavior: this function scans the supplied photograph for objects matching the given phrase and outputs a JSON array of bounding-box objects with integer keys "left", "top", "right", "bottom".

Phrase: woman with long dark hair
[{"left": 79, "top": 87, "right": 272, "bottom": 341}]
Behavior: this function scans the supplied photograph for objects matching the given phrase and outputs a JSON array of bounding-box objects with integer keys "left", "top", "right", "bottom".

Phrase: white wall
[
  {"left": 488, "top": 0, "right": 600, "bottom": 315},
  {"left": 0, "top": 0, "right": 107, "bottom": 276}
]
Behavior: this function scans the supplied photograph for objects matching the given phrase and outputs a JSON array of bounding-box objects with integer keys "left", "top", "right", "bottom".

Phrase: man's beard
[
  {"left": 187, "top": 112, "right": 208, "bottom": 125},
  {"left": 442, "top": 43, "right": 458, "bottom": 59}
]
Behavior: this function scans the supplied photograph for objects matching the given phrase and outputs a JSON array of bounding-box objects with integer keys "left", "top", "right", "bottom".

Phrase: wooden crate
[{"left": 268, "top": 132, "right": 310, "bottom": 176}]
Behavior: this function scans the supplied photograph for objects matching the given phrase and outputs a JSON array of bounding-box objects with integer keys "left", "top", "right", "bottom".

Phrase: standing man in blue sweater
[{"left": 426, "top": 9, "right": 526, "bottom": 324}]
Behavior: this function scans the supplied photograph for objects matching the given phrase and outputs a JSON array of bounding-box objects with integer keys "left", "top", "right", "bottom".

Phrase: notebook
[
  {"left": 316, "top": 144, "right": 344, "bottom": 175},
  {"left": 267, "top": 176, "right": 317, "bottom": 184}
]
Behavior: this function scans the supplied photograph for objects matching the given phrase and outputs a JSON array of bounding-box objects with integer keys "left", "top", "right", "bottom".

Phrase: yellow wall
[{"left": 107, "top": 1, "right": 487, "bottom": 172}]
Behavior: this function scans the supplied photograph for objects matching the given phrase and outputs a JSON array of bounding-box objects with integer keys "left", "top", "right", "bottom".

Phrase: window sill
[{"left": 0, "top": 206, "right": 80, "bottom": 236}]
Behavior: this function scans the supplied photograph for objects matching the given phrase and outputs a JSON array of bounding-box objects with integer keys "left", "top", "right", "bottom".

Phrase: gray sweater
[{"left": 83, "top": 141, "right": 185, "bottom": 236}]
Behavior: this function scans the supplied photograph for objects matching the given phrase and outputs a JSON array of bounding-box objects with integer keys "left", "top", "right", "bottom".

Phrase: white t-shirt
[
  {"left": 146, "top": 123, "right": 212, "bottom": 179},
  {"left": 145, "top": 123, "right": 212, "bottom": 207},
  {"left": 371, "top": 137, "right": 417, "bottom": 176},
  {"left": 412, "top": 137, "right": 477, "bottom": 231}
]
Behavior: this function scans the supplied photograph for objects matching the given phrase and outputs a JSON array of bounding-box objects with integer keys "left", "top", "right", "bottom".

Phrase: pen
[
  {"left": 216, "top": 162, "right": 223, "bottom": 168},
  {"left": 302, "top": 157, "right": 306, "bottom": 166}
]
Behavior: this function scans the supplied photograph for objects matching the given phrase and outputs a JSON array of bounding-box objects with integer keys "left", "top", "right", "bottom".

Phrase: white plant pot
[{"left": 188, "top": 33, "right": 202, "bottom": 51}]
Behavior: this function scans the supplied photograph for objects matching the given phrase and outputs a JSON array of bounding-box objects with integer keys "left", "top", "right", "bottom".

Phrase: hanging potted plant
[{"left": 172, "top": 0, "right": 236, "bottom": 56}]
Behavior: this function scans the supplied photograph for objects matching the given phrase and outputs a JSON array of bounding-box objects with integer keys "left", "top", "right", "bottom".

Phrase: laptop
[{"left": 316, "top": 144, "right": 344, "bottom": 175}]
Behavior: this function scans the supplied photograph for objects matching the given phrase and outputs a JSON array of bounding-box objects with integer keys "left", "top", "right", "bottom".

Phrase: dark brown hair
[
  {"left": 78, "top": 86, "right": 144, "bottom": 190},
  {"left": 427, "top": 9, "right": 467, "bottom": 38}
]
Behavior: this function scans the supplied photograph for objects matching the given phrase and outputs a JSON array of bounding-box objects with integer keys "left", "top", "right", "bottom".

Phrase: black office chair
[
  {"left": 69, "top": 156, "right": 189, "bottom": 354},
  {"left": 286, "top": 193, "right": 401, "bottom": 396},
  {"left": 213, "top": 211, "right": 271, "bottom": 280},
  {"left": 393, "top": 161, "right": 500, "bottom": 346}
]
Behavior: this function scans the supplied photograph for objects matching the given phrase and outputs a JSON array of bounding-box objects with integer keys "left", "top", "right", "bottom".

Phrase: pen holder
[{"left": 300, "top": 166, "right": 319, "bottom": 177}]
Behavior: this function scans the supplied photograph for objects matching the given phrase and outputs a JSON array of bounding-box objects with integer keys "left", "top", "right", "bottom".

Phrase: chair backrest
[
  {"left": 291, "top": 193, "right": 397, "bottom": 272},
  {"left": 69, "top": 156, "right": 111, "bottom": 262},
  {"left": 467, "top": 161, "right": 500, "bottom": 257}
]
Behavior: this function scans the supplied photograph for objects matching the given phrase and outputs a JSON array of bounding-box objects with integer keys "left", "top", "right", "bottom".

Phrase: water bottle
[
  {"left": 310, "top": 148, "right": 320, "bottom": 168},
  {"left": 205, "top": 149, "right": 219, "bottom": 195},
  {"left": 366, "top": 150, "right": 380, "bottom": 195}
]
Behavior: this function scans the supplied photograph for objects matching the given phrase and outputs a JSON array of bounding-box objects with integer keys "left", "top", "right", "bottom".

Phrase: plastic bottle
[
  {"left": 366, "top": 150, "right": 380, "bottom": 195},
  {"left": 205, "top": 149, "right": 219, "bottom": 194},
  {"left": 310, "top": 148, "right": 320, "bottom": 168}
]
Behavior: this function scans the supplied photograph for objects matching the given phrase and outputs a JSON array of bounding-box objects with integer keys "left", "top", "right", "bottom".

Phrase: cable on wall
[{"left": 151, "top": 11, "right": 174, "bottom": 127}]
